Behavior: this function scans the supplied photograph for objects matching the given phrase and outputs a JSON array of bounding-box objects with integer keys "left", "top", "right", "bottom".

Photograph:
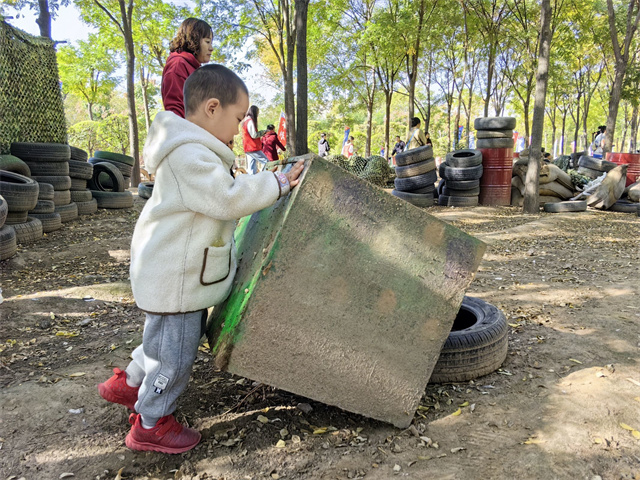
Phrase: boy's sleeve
[{"left": 166, "top": 145, "right": 284, "bottom": 220}]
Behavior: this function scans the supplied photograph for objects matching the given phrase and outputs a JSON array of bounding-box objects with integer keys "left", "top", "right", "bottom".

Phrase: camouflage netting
[
  {"left": 325, "top": 154, "right": 394, "bottom": 187},
  {"left": 0, "top": 19, "right": 67, "bottom": 154}
]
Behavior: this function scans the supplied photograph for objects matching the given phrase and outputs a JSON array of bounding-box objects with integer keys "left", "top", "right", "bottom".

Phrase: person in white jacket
[{"left": 97, "top": 64, "right": 304, "bottom": 454}]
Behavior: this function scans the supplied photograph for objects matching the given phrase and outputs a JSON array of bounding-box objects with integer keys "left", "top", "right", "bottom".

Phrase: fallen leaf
[
  {"left": 508, "top": 323, "right": 521, "bottom": 328},
  {"left": 626, "top": 378, "right": 640, "bottom": 387},
  {"left": 59, "top": 474, "right": 74, "bottom": 479},
  {"left": 451, "top": 408, "right": 462, "bottom": 416},
  {"left": 313, "top": 427, "right": 328, "bottom": 435},
  {"left": 271, "top": 474, "right": 280, "bottom": 479},
  {"left": 632, "top": 430, "right": 640, "bottom": 440},
  {"left": 620, "top": 423, "right": 635, "bottom": 431},
  {"left": 68, "top": 372, "right": 86, "bottom": 377},
  {"left": 459, "top": 401, "right": 469, "bottom": 407},
  {"left": 257, "top": 415, "right": 269, "bottom": 424},
  {"left": 275, "top": 440, "right": 286, "bottom": 448},
  {"left": 593, "top": 438, "right": 603, "bottom": 444},
  {"left": 634, "top": 397, "right": 640, "bottom": 403},
  {"left": 569, "top": 358, "right": 582, "bottom": 364},
  {"left": 523, "top": 437, "right": 544, "bottom": 444},
  {"left": 450, "top": 447, "right": 465, "bottom": 453},
  {"left": 291, "top": 435, "right": 301, "bottom": 444},
  {"left": 56, "top": 331, "right": 79, "bottom": 337}
]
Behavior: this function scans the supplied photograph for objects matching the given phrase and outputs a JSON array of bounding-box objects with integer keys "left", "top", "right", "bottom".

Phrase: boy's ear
[{"left": 205, "top": 98, "right": 221, "bottom": 117}]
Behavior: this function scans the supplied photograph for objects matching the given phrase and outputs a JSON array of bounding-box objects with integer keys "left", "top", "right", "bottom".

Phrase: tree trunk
[
  {"left": 120, "top": 0, "right": 140, "bottom": 185},
  {"left": 572, "top": 92, "right": 581, "bottom": 152},
  {"left": 620, "top": 103, "right": 629, "bottom": 153},
  {"left": 36, "top": 0, "right": 52, "bottom": 39},
  {"left": 425, "top": 57, "right": 433, "bottom": 133},
  {"left": 88, "top": 103, "right": 94, "bottom": 122},
  {"left": 484, "top": 43, "right": 495, "bottom": 117},
  {"left": 294, "top": 0, "right": 309, "bottom": 155},
  {"left": 630, "top": 104, "right": 639, "bottom": 153},
  {"left": 140, "top": 65, "right": 151, "bottom": 132},
  {"left": 523, "top": 0, "right": 552, "bottom": 214},
  {"left": 407, "top": 0, "right": 427, "bottom": 130},
  {"left": 365, "top": 101, "right": 373, "bottom": 158},
  {"left": 384, "top": 91, "right": 392, "bottom": 160},
  {"left": 561, "top": 110, "right": 567, "bottom": 155}
]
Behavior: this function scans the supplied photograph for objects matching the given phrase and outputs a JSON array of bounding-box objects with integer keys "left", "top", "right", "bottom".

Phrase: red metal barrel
[
  {"left": 606, "top": 153, "right": 640, "bottom": 186},
  {"left": 478, "top": 148, "right": 513, "bottom": 205}
]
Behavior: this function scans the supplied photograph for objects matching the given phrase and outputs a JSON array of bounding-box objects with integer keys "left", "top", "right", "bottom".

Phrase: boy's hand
[{"left": 285, "top": 160, "right": 305, "bottom": 188}]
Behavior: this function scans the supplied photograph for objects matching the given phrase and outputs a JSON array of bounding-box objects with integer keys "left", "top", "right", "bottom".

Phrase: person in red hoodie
[
  {"left": 262, "top": 124, "right": 286, "bottom": 163},
  {"left": 161, "top": 18, "right": 213, "bottom": 118}
]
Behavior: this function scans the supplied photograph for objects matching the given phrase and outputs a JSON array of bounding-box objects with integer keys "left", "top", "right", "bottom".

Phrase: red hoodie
[
  {"left": 161, "top": 51, "right": 201, "bottom": 118},
  {"left": 261, "top": 131, "right": 286, "bottom": 161}
]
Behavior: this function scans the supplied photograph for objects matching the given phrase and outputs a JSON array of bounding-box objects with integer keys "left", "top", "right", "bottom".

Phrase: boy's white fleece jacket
[{"left": 130, "top": 111, "right": 281, "bottom": 314}]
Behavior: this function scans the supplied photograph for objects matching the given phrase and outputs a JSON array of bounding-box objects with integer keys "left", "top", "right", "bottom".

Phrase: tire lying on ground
[
  {"left": 391, "top": 189, "right": 435, "bottom": 208},
  {"left": 543, "top": 200, "right": 588, "bottom": 213},
  {"left": 438, "top": 194, "right": 479, "bottom": 207},
  {"left": 0, "top": 154, "right": 31, "bottom": 177},
  {"left": 76, "top": 199, "right": 98, "bottom": 215},
  {"left": 0, "top": 171, "right": 39, "bottom": 212},
  {"left": 88, "top": 162, "right": 125, "bottom": 192},
  {"left": 0, "top": 224, "right": 17, "bottom": 259},
  {"left": 12, "top": 216, "right": 43, "bottom": 244},
  {"left": 429, "top": 296, "right": 508, "bottom": 383},
  {"left": 395, "top": 145, "right": 433, "bottom": 167},
  {"left": 608, "top": 200, "right": 640, "bottom": 213},
  {"left": 444, "top": 149, "right": 482, "bottom": 168},
  {"left": 138, "top": 182, "right": 154, "bottom": 199},
  {"left": 473, "top": 117, "right": 516, "bottom": 131},
  {"left": 476, "top": 137, "right": 515, "bottom": 149},
  {"left": 70, "top": 189, "right": 93, "bottom": 203},
  {"left": 30, "top": 212, "right": 62, "bottom": 233},
  {"left": 55, "top": 202, "right": 78, "bottom": 223},
  {"left": 91, "top": 190, "right": 134, "bottom": 209}
]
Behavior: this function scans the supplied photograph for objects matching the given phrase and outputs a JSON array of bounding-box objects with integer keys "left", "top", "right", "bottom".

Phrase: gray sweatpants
[{"left": 128, "top": 310, "right": 207, "bottom": 424}]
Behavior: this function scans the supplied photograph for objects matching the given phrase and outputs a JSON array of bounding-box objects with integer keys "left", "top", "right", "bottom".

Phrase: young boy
[{"left": 97, "top": 64, "right": 304, "bottom": 454}]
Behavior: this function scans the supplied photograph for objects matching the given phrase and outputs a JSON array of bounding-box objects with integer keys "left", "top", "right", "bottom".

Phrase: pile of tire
[
  {"left": 577, "top": 155, "right": 618, "bottom": 180},
  {"left": 10, "top": 142, "right": 78, "bottom": 224},
  {"left": 437, "top": 149, "right": 483, "bottom": 207},
  {"left": 391, "top": 145, "right": 437, "bottom": 208},
  {"left": 0, "top": 169, "right": 43, "bottom": 248},
  {"left": 69, "top": 146, "right": 98, "bottom": 216},
  {"left": 88, "top": 151, "right": 134, "bottom": 209},
  {"left": 474, "top": 117, "right": 515, "bottom": 206},
  {"left": 29, "top": 182, "right": 62, "bottom": 233},
  {"left": 0, "top": 194, "right": 18, "bottom": 259}
]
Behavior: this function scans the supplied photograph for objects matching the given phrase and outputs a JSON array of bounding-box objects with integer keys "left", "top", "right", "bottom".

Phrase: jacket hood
[
  {"left": 167, "top": 51, "right": 201, "bottom": 69},
  {"left": 143, "top": 111, "right": 236, "bottom": 173}
]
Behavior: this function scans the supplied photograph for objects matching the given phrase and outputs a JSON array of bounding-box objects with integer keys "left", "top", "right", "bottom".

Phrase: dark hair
[
  {"left": 183, "top": 64, "right": 249, "bottom": 116},
  {"left": 411, "top": 117, "right": 421, "bottom": 128},
  {"left": 170, "top": 18, "right": 213, "bottom": 56},
  {"left": 266, "top": 124, "right": 275, "bottom": 130},
  {"left": 246, "top": 105, "right": 259, "bottom": 130},
  {"left": 395, "top": 135, "right": 400, "bottom": 139},
  {"left": 349, "top": 136, "right": 354, "bottom": 141}
]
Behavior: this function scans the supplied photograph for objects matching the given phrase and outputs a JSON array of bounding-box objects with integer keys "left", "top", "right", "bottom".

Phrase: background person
[
  {"left": 262, "top": 124, "right": 286, "bottom": 162},
  {"left": 161, "top": 18, "right": 213, "bottom": 118},
  {"left": 406, "top": 117, "right": 428, "bottom": 151},
  {"left": 318, "top": 133, "right": 330, "bottom": 157},
  {"left": 242, "top": 105, "right": 268, "bottom": 174},
  {"left": 342, "top": 136, "right": 355, "bottom": 158}
]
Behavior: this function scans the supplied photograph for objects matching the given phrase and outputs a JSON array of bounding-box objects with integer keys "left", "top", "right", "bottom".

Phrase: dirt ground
[{"left": 1, "top": 193, "right": 639, "bottom": 480}]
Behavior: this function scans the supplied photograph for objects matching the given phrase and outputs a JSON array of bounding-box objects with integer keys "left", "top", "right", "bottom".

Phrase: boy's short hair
[
  {"left": 266, "top": 124, "right": 275, "bottom": 130},
  {"left": 184, "top": 64, "right": 249, "bottom": 116},
  {"left": 411, "top": 117, "right": 421, "bottom": 128}
]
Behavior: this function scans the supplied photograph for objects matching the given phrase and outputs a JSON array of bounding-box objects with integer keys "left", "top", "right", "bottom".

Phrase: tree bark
[
  {"left": 630, "top": 104, "right": 639, "bottom": 152},
  {"left": 284, "top": 0, "right": 296, "bottom": 155},
  {"left": 561, "top": 110, "right": 567, "bottom": 155},
  {"left": 523, "top": 0, "right": 552, "bottom": 214},
  {"left": 294, "top": 0, "right": 309, "bottom": 155},
  {"left": 120, "top": 0, "right": 140, "bottom": 185},
  {"left": 36, "top": 0, "right": 52, "bottom": 39},
  {"left": 484, "top": 43, "right": 495, "bottom": 117},
  {"left": 140, "top": 65, "right": 151, "bottom": 132}
]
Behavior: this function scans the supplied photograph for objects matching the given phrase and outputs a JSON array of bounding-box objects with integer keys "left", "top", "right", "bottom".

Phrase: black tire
[
  {"left": 0, "top": 154, "right": 31, "bottom": 177},
  {"left": 443, "top": 164, "right": 483, "bottom": 181},
  {"left": 0, "top": 195, "right": 6, "bottom": 227},
  {"left": 0, "top": 224, "right": 17, "bottom": 260},
  {"left": 53, "top": 190, "right": 71, "bottom": 206},
  {"left": 89, "top": 162, "right": 125, "bottom": 192},
  {"left": 30, "top": 175, "right": 72, "bottom": 191},
  {"left": 578, "top": 155, "right": 618, "bottom": 172},
  {"left": 89, "top": 157, "right": 133, "bottom": 177},
  {"left": 12, "top": 217, "right": 43, "bottom": 244},
  {"left": 70, "top": 178, "right": 87, "bottom": 191},
  {"left": 394, "top": 170, "right": 437, "bottom": 191},
  {"left": 475, "top": 129, "right": 513, "bottom": 139},
  {"left": 443, "top": 186, "right": 481, "bottom": 197},
  {"left": 608, "top": 200, "right": 640, "bottom": 213},
  {"left": 76, "top": 199, "right": 98, "bottom": 215},
  {"left": 474, "top": 117, "right": 516, "bottom": 130},
  {"left": 10, "top": 142, "right": 70, "bottom": 161},
  {"left": 446, "top": 179, "right": 480, "bottom": 191},
  {"left": 577, "top": 166, "right": 602, "bottom": 179},
  {"left": 395, "top": 158, "right": 436, "bottom": 178},
  {"left": 70, "top": 189, "right": 93, "bottom": 203},
  {"left": 543, "top": 200, "right": 587, "bottom": 213},
  {"left": 30, "top": 212, "right": 62, "bottom": 233},
  {"left": 410, "top": 184, "right": 436, "bottom": 195},
  {"left": 37, "top": 183, "right": 55, "bottom": 200},
  {"left": 476, "top": 137, "right": 514, "bottom": 149},
  {"left": 5, "top": 211, "right": 28, "bottom": 225},
  {"left": 0, "top": 171, "right": 39, "bottom": 212},
  {"left": 391, "top": 189, "right": 435, "bottom": 208},
  {"left": 438, "top": 161, "right": 446, "bottom": 179},
  {"left": 68, "top": 160, "right": 93, "bottom": 179},
  {"left": 123, "top": 175, "right": 131, "bottom": 189},
  {"left": 445, "top": 149, "right": 483, "bottom": 168},
  {"left": 30, "top": 199, "right": 55, "bottom": 214},
  {"left": 438, "top": 195, "right": 479, "bottom": 207},
  {"left": 24, "top": 161, "right": 69, "bottom": 176},
  {"left": 91, "top": 190, "right": 134, "bottom": 209},
  {"left": 429, "top": 296, "right": 508, "bottom": 383},
  {"left": 93, "top": 150, "right": 135, "bottom": 166},
  {"left": 138, "top": 182, "right": 154, "bottom": 199},
  {"left": 395, "top": 145, "right": 433, "bottom": 167},
  {"left": 55, "top": 202, "right": 78, "bottom": 223},
  {"left": 69, "top": 146, "right": 88, "bottom": 162}
]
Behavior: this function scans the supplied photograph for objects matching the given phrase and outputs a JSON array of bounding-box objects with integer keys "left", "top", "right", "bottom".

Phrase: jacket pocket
[{"left": 200, "top": 243, "right": 232, "bottom": 286}]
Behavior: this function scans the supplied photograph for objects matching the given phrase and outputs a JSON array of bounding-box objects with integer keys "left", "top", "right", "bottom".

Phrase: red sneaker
[
  {"left": 125, "top": 413, "right": 201, "bottom": 454},
  {"left": 97, "top": 368, "right": 139, "bottom": 411}
]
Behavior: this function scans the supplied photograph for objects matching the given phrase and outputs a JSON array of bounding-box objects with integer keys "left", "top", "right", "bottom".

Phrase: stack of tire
[
  {"left": 475, "top": 117, "right": 516, "bottom": 206},
  {"left": 391, "top": 145, "right": 437, "bottom": 208},
  {"left": 0, "top": 194, "right": 17, "bottom": 259},
  {"left": 437, "top": 149, "right": 483, "bottom": 207},
  {"left": 29, "top": 182, "right": 62, "bottom": 233},
  {"left": 0, "top": 170, "right": 42, "bottom": 247},
  {"left": 68, "top": 146, "right": 98, "bottom": 216},
  {"left": 88, "top": 151, "right": 134, "bottom": 209},
  {"left": 577, "top": 155, "right": 618, "bottom": 180},
  {"left": 11, "top": 142, "right": 78, "bottom": 224}
]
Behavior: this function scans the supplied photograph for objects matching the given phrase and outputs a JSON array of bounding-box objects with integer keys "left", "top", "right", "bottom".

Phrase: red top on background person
[
  {"left": 262, "top": 124, "right": 286, "bottom": 162},
  {"left": 161, "top": 18, "right": 213, "bottom": 118}
]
